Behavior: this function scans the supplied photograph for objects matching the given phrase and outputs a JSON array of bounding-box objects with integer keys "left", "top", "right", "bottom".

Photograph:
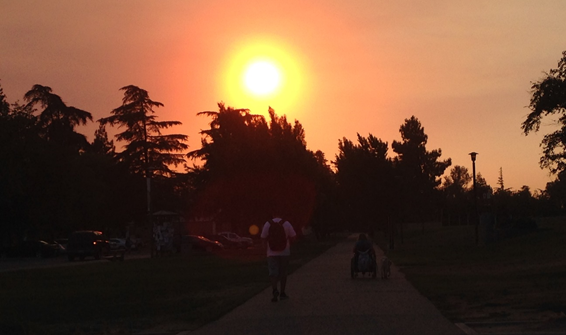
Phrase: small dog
[{"left": 381, "top": 256, "right": 391, "bottom": 279}]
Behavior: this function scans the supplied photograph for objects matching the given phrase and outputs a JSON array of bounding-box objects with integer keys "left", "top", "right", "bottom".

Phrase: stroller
[{"left": 351, "top": 249, "right": 377, "bottom": 278}]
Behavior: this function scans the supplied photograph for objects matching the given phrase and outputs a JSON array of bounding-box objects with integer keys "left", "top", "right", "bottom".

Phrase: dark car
[
  {"left": 67, "top": 230, "right": 117, "bottom": 261},
  {"left": 55, "top": 238, "right": 68, "bottom": 250},
  {"left": 6, "top": 240, "right": 61, "bottom": 258},
  {"left": 205, "top": 234, "right": 241, "bottom": 249},
  {"left": 218, "top": 232, "right": 253, "bottom": 249},
  {"left": 182, "top": 235, "right": 224, "bottom": 252}
]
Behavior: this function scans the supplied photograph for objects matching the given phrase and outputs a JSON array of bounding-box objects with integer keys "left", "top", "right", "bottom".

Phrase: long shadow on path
[{"left": 187, "top": 234, "right": 464, "bottom": 335}]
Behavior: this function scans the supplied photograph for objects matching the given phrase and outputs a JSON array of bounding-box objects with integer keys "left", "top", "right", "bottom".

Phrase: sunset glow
[
  {"left": 2, "top": 1, "right": 565, "bottom": 190},
  {"left": 222, "top": 39, "right": 306, "bottom": 116}
]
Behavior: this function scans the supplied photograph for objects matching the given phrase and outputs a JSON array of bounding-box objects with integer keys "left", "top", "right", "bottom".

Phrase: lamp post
[{"left": 469, "top": 152, "right": 478, "bottom": 244}]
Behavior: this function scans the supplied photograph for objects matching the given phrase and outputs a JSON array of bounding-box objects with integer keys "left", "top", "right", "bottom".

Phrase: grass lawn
[
  {"left": 0, "top": 235, "right": 344, "bottom": 335},
  {"left": 374, "top": 217, "right": 566, "bottom": 330}
]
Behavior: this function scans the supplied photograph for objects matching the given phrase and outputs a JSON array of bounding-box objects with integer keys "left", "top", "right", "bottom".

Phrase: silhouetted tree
[
  {"left": 100, "top": 85, "right": 188, "bottom": 177},
  {"left": 522, "top": 51, "right": 566, "bottom": 174},
  {"left": 392, "top": 116, "right": 451, "bottom": 222},
  {"left": 443, "top": 165, "right": 471, "bottom": 194},
  {"left": 513, "top": 186, "right": 534, "bottom": 217},
  {"left": 24, "top": 84, "right": 92, "bottom": 150},
  {"left": 497, "top": 167, "right": 506, "bottom": 191},
  {"left": 476, "top": 173, "right": 493, "bottom": 200},
  {"left": 0, "top": 83, "right": 9, "bottom": 116},
  {"left": 90, "top": 123, "right": 115, "bottom": 157},
  {"left": 335, "top": 133, "right": 396, "bottom": 232},
  {"left": 188, "top": 103, "right": 326, "bottom": 235},
  {"left": 442, "top": 165, "right": 471, "bottom": 225},
  {"left": 544, "top": 170, "right": 566, "bottom": 213}
]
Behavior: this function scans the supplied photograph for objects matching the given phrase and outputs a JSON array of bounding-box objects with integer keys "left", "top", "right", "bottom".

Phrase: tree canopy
[
  {"left": 392, "top": 116, "right": 451, "bottom": 220},
  {"left": 335, "top": 133, "right": 395, "bottom": 231},
  {"left": 24, "top": 84, "right": 92, "bottom": 150},
  {"left": 523, "top": 50, "right": 566, "bottom": 173},
  {"left": 188, "top": 103, "right": 328, "bottom": 234},
  {"left": 100, "top": 85, "right": 188, "bottom": 177}
]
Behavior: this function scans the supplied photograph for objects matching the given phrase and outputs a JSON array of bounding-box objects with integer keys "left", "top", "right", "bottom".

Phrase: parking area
[{"left": 0, "top": 251, "right": 150, "bottom": 273}]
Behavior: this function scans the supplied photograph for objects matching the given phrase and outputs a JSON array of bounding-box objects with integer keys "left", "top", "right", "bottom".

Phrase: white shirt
[{"left": 261, "top": 217, "right": 296, "bottom": 256}]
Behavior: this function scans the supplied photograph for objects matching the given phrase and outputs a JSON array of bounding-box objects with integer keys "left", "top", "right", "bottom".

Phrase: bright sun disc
[
  {"left": 244, "top": 60, "right": 281, "bottom": 96},
  {"left": 221, "top": 38, "right": 307, "bottom": 117}
]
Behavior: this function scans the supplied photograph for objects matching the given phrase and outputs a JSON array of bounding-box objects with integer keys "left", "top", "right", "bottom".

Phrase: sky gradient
[{"left": 2, "top": 0, "right": 566, "bottom": 192}]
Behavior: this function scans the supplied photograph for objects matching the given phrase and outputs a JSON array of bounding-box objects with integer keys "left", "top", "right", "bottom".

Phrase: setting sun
[
  {"left": 244, "top": 60, "right": 281, "bottom": 96},
  {"left": 221, "top": 38, "right": 307, "bottom": 116}
]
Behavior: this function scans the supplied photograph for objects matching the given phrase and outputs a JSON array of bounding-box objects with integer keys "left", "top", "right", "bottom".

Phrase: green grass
[
  {"left": 0, "top": 235, "right": 344, "bottom": 335},
  {"left": 375, "top": 218, "right": 566, "bottom": 322}
]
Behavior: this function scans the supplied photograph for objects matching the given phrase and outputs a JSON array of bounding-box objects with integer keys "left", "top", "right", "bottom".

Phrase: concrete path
[{"left": 186, "top": 235, "right": 464, "bottom": 335}]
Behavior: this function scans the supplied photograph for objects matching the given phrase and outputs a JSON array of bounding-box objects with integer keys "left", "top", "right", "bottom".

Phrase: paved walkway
[{"left": 185, "top": 235, "right": 464, "bottom": 335}]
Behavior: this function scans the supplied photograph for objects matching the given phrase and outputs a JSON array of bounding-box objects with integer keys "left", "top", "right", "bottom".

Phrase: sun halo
[{"left": 221, "top": 39, "right": 306, "bottom": 117}]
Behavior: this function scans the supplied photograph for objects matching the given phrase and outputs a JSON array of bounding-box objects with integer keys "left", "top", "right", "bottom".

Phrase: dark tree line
[
  {"left": 187, "top": 104, "right": 332, "bottom": 236},
  {"left": 0, "top": 84, "right": 187, "bottom": 246},
  {"left": 334, "top": 116, "right": 451, "bottom": 235},
  {"left": 3, "top": 54, "right": 566, "bottom": 248}
]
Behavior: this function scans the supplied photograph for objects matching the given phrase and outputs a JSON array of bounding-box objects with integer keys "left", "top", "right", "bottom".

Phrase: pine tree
[
  {"left": 100, "top": 85, "right": 188, "bottom": 177},
  {"left": 497, "top": 167, "right": 505, "bottom": 191}
]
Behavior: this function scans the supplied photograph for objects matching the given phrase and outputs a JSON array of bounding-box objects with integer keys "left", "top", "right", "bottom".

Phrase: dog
[{"left": 380, "top": 256, "right": 391, "bottom": 279}]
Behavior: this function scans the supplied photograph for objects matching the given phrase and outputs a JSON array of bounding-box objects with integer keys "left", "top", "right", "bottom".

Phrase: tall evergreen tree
[
  {"left": 497, "top": 167, "right": 505, "bottom": 192},
  {"left": 392, "top": 116, "right": 451, "bottom": 221},
  {"left": 23, "top": 84, "right": 92, "bottom": 149},
  {"left": 100, "top": 85, "right": 188, "bottom": 177}
]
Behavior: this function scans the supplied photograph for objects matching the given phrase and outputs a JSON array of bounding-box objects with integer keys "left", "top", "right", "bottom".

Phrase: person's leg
[
  {"left": 270, "top": 275, "right": 278, "bottom": 291},
  {"left": 267, "top": 257, "right": 280, "bottom": 302},
  {"left": 279, "top": 256, "right": 290, "bottom": 299}
]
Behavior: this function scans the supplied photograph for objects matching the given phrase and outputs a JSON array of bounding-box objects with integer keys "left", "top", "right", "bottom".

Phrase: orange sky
[{"left": 2, "top": 0, "right": 566, "bottom": 191}]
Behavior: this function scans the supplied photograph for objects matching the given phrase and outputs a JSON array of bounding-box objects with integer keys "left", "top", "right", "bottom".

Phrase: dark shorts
[{"left": 267, "top": 256, "right": 290, "bottom": 277}]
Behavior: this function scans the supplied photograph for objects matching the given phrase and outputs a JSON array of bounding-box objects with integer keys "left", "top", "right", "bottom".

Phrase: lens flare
[{"left": 249, "top": 224, "right": 260, "bottom": 236}]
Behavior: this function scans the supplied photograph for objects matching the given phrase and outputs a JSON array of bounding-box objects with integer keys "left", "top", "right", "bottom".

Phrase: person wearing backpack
[
  {"left": 352, "top": 233, "right": 375, "bottom": 272},
  {"left": 261, "top": 215, "right": 297, "bottom": 302}
]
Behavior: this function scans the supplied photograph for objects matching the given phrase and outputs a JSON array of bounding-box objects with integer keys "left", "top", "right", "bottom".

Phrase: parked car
[
  {"left": 182, "top": 235, "right": 224, "bottom": 252},
  {"left": 55, "top": 238, "right": 68, "bottom": 253},
  {"left": 109, "top": 238, "right": 127, "bottom": 250},
  {"left": 51, "top": 240, "right": 67, "bottom": 255},
  {"left": 67, "top": 231, "right": 125, "bottom": 261},
  {"left": 218, "top": 232, "right": 253, "bottom": 249},
  {"left": 205, "top": 234, "right": 241, "bottom": 249},
  {"left": 6, "top": 240, "right": 62, "bottom": 258}
]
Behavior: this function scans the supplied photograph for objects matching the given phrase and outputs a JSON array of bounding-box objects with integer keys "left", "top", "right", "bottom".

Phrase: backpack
[
  {"left": 268, "top": 219, "right": 287, "bottom": 251},
  {"left": 358, "top": 250, "right": 371, "bottom": 272}
]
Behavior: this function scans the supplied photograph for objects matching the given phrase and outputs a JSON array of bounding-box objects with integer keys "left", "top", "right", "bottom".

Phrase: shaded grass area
[
  {"left": 0, "top": 235, "right": 344, "bottom": 335},
  {"left": 375, "top": 217, "right": 566, "bottom": 323}
]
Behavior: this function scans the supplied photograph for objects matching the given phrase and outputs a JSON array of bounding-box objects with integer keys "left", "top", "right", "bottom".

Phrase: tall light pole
[{"left": 469, "top": 152, "right": 478, "bottom": 245}]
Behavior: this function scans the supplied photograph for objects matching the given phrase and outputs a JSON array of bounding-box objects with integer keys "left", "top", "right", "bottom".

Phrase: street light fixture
[{"left": 469, "top": 152, "right": 478, "bottom": 244}]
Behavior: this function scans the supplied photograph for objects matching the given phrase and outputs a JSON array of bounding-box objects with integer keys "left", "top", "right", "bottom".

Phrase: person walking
[{"left": 261, "top": 215, "right": 297, "bottom": 302}]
